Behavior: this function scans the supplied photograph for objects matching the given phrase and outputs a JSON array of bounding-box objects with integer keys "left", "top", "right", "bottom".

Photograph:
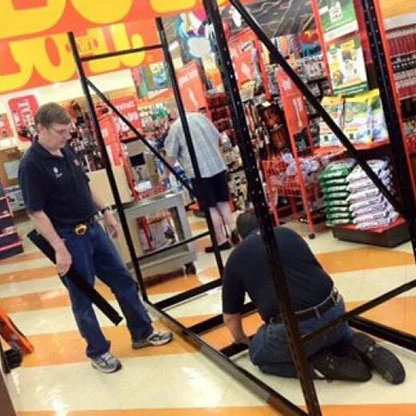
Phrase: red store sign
[{"left": 8, "top": 95, "right": 39, "bottom": 142}]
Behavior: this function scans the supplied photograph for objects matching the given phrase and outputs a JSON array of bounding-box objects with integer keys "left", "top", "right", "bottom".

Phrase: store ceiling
[{"left": 163, "top": 0, "right": 315, "bottom": 42}]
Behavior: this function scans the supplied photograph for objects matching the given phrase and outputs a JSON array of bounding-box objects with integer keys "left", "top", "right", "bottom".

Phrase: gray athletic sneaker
[
  {"left": 132, "top": 329, "right": 173, "bottom": 349},
  {"left": 91, "top": 352, "right": 122, "bottom": 374}
]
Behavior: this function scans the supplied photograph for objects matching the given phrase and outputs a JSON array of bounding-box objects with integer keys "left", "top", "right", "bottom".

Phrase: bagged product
[
  {"left": 319, "top": 96, "right": 345, "bottom": 147},
  {"left": 344, "top": 92, "right": 372, "bottom": 144},
  {"left": 347, "top": 187, "right": 381, "bottom": 203},
  {"left": 347, "top": 159, "right": 390, "bottom": 182},
  {"left": 323, "top": 177, "right": 349, "bottom": 186},
  {"left": 325, "top": 198, "right": 350, "bottom": 208},
  {"left": 326, "top": 218, "right": 351, "bottom": 227},
  {"left": 355, "top": 211, "right": 399, "bottom": 230},
  {"left": 349, "top": 195, "right": 385, "bottom": 212},
  {"left": 325, "top": 191, "right": 350, "bottom": 200},
  {"left": 319, "top": 158, "right": 356, "bottom": 181},
  {"left": 353, "top": 210, "right": 391, "bottom": 224},
  {"left": 351, "top": 201, "right": 393, "bottom": 217},
  {"left": 347, "top": 173, "right": 391, "bottom": 192},
  {"left": 324, "top": 185, "right": 349, "bottom": 193},
  {"left": 326, "top": 206, "right": 351, "bottom": 214},
  {"left": 369, "top": 89, "right": 388, "bottom": 142},
  {"left": 327, "top": 212, "right": 352, "bottom": 220}
]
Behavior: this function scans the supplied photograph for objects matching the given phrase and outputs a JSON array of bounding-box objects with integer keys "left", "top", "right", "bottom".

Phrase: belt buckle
[{"left": 75, "top": 223, "right": 88, "bottom": 236}]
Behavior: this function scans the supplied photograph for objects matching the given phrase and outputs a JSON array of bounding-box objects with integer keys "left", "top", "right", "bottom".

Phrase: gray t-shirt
[{"left": 164, "top": 112, "right": 226, "bottom": 178}]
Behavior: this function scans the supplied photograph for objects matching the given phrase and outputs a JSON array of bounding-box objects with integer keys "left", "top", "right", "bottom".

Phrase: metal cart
[{"left": 112, "top": 190, "right": 197, "bottom": 278}]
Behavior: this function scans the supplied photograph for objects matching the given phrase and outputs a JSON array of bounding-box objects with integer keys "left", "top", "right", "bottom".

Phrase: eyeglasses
[{"left": 49, "top": 126, "right": 71, "bottom": 137}]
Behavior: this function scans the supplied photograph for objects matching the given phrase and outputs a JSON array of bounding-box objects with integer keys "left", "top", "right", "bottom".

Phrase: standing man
[
  {"left": 222, "top": 210, "right": 405, "bottom": 383},
  {"left": 18, "top": 103, "right": 172, "bottom": 374},
  {"left": 164, "top": 110, "right": 237, "bottom": 252}
]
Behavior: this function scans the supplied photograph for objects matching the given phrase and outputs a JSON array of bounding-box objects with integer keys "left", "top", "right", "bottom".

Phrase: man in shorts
[{"left": 164, "top": 111, "right": 237, "bottom": 252}]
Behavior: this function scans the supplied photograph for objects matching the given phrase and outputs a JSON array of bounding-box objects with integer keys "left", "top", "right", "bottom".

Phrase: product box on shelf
[{"left": 5, "top": 186, "right": 24, "bottom": 212}]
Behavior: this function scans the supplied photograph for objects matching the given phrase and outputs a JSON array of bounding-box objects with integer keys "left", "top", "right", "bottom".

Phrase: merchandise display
[
  {"left": 319, "top": 89, "right": 388, "bottom": 147},
  {"left": 0, "top": 179, "right": 23, "bottom": 260},
  {"left": 319, "top": 96, "right": 345, "bottom": 147},
  {"left": 347, "top": 159, "right": 399, "bottom": 230},
  {"left": 319, "top": 158, "right": 355, "bottom": 226}
]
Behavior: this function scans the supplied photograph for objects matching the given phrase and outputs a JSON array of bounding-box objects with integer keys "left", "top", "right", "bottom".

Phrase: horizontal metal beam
[
  {"left": 188, "top": 302, "right": 257, "bottom": 334},
  {"left": 138, "top": 231, "right": 209, "bottom": 262},
  {"left": 303, "top": 278, "right": 416, "bottom": 344},
  {"left": 81, "top": 44, "right": 162, "bottom": 62},
  {"left": 155, "top": 278, "right": 222, "bottom": 310},
  {"left": 147, "top": 301, "right": 308, "bottom": 416},
  {"left": 350, "top": 316, "right": 416, "bottom": 352}
]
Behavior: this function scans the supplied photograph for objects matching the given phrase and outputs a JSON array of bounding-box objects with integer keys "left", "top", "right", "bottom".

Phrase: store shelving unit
[{"left": 0, "top": 179, "right": 23, "bottom": 260}]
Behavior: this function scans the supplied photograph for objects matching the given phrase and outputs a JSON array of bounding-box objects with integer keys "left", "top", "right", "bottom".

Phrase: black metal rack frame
[{"left": 66, "top": 1, "right": 416, "bottom": 415}]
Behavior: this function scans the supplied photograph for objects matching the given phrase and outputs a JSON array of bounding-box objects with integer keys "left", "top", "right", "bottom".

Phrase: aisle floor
[{"left": 2, "top": 215, "right": 416, "bottom": 416}]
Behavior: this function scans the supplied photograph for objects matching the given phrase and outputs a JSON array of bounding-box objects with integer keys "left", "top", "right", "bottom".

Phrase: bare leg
[
  {"left": 209, "top": 207, "right": 228, "bottom": 245},
  {"left": 216, "top": 201, "right": 236, "bottom": 235}
]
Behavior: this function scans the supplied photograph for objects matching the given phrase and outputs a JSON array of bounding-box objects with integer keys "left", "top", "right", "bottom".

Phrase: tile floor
[{"left": 1, "top": 214, "right": 416, "bottom": 415}]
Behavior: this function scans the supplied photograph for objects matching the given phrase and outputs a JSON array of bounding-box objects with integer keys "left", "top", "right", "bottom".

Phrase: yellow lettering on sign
[
  {"left": 86, "top": 25, "right": 148, "bottom": 75},
  {"left": 71, "top": 0, "right": 133, "bottom": 25},
  {"left": 150, "top": 0, "right": 198, "bottom": 13},
  {"left": 0, "top": 43, "right": 32, "bottom": 94},
  {"left": 0, "top": 0, "right": 66, "bottom": 39},
  {"left": 84, "top": 28, "right": 122, "bottom": 74},
  {"left": 30, "top": 35, "right": 75, "bottom": 83},
  {"left": 110, "top": 24, "right": 146, "bottom": 68}
]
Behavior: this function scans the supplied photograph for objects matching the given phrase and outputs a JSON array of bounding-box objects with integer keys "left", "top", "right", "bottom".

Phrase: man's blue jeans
[
  {"left": 249, "top": 297, "right": 353, "bottom": 377},
  {"left": 58, "top": 222, "right": 153, "bottom": 359}
]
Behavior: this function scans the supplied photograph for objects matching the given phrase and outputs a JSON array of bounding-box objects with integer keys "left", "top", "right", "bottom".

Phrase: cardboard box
[
  {"left": 87, "top": 166, "right": 133, "bottom": 206},
  {"left": 0, "top": 147, "right": 22, "bottom": 188}
]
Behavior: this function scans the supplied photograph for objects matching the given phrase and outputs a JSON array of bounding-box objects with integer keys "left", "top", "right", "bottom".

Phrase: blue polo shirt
[{"left": 18, "top": 141, "right": 97, "bottom": 227}]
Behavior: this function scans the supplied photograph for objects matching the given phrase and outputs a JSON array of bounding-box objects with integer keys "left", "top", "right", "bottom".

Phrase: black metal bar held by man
[
  {"left": 229, "top": 0, "right": 403, "bottom": 216},
  {"left": 156, "top": 17, "right": 225, "bottom": 276},
  {"left": 85, "top": 79, "right": 195, "bottom": 196},
  {"left": 202, "top": 1, "right": 322, "bottom": 415},
  {"left": 28, "top": 230, "right": 123, "bottom": 325},
  {"left": 67, "top": 32, "right": 149, "bottom": 301}
]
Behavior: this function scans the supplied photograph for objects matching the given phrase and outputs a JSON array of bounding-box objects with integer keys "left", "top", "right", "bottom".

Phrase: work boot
[
  {"left": 310, "top": 349, "right": 372, "bottom": 382},
  {"left": 352, "top": 332, "right": 405, "bottom": 385}
]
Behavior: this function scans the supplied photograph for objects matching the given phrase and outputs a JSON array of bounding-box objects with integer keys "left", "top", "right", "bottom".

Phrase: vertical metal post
[
  {"left": 202, "top": 1, "right": 321, "bottom": 415},
  {"left": 361, "top": 0, "right": 416, "bottom": 258},
  {"left": 156, "top": 17, "right": 224, "bottom": 275},
  {"left": 67, "top": 32, "right": 148, "bottom": 300}
]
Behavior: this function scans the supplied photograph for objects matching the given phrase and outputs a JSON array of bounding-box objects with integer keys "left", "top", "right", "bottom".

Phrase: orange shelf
[
  {"left": 338, "top": 217, "right": 406, "bottom": 234},
  {"left": 0, "top": 240, "right": 22, "bottom": 253},
  {"left": 314, "top": 140, "right": 390, "bottom": 156},
  {"left": 0, "top": 229, "right": 17, "bottom": 238}
]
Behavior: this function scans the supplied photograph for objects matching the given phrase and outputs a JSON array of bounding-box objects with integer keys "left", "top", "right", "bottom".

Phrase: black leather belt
[
  {"left": 74, "top": 216, "right": 96, "bottom": 236},
  {"left": 269, "top": 287, "right": 340, "bottom": 324}
]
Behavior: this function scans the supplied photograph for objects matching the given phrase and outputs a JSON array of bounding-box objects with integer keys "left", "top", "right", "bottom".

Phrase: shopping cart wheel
[
  {"left": 308, "top": 233, "right": 316, "bottom": 240},
  {"left": 185, "top": 262, "right": 197, "bottom": 275}
]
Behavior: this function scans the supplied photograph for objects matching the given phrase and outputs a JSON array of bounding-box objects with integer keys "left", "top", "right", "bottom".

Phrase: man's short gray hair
[{"left": 35, "top": 103, "right": 72, "bottom": 128}]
